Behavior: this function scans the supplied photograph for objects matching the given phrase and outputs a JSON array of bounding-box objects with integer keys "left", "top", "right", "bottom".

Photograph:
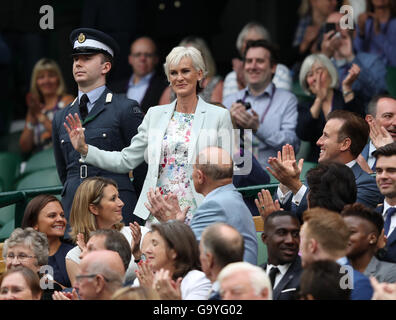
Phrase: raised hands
[
  {"left": 230, "top": 103, "right": 259, "bottom": 132},
  {"left": 267, "top": 144, "right": 304, "bottom": 194},
  {"left": 370, "top": 276, "right": 396, "bottom": 300},
  {"left": 153, "top": 268, "right": 182, "bottom": 300},
  {"left": 342, "top": 63, "right": 360, "bottom": 93},
  {"left": 52, "top": 288, "right": 79, "bottom": 300},
  {"left": 129, "top": 222, "right": 142, "bottom": 260},
  {"left": 144, "top": 187, "right": 188, "bottom": 222},
  {"left": 63, "top": 113, "right": 88, "bottom": 155},
  {"left": 368, "top": 120, "right": 393, "bottom": 149},
  {"left": 136, "top": 260, "right": 155, "bottom": 289},
  {"left": 255, "top": 189, "right": 282, "bottom": 221}
]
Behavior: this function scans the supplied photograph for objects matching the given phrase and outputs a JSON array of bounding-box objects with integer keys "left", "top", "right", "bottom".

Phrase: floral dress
[{"left": 157, "top": 111, "right": 197, "bottom": 224}]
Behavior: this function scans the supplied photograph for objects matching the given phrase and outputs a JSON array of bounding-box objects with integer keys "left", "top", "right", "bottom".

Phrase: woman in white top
[
  {"left": 64, "top": 46, "right": 233, "bottom": 225},
  {"left": 135, "top": 220, "right": 211, "bottom": 300},
  {"left": 65, "top": 176, "right": 148, "bottom": 286}
]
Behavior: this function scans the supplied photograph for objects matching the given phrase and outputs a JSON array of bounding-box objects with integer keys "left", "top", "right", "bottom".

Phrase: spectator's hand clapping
[
  {"left": 153, "top": 268, "right": 182, "bottom": 300},
  {"left": 64, "top": 113, "right": 88, "bottom": 155}
]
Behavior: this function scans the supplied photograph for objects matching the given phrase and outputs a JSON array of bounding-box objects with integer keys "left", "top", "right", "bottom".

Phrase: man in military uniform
[{"left": 52, "top": 28, "right": 147, "bottom": 226}]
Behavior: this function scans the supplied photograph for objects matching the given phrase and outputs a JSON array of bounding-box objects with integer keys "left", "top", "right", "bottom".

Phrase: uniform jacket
[{"left": 52, "top": 87, "right": 147, "bottom": 223}]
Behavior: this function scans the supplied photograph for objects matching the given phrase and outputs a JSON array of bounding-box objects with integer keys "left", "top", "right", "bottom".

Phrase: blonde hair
[
  {"left": 69, "top": 177, "right": 123, "bottom": 243},
  {"left": 30, "top": 58, "right": 67, "bottom": 102},
  {"left": 163, "top": 46, "right": 207, "bottom": 82},
  {"left": 179, "top": 37, "right": 216, "bottom": 78}
]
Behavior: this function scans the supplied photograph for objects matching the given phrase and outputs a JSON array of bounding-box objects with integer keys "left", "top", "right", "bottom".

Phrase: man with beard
[{"left": 261, "top": 210, "right": 302, "bottom": 300}]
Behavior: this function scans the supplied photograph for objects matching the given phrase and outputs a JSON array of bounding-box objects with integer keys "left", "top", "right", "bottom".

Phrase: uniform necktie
[
  {"left": 269, "top": 266, "right": 280, "bottom": 288},
  {"left": 384, "top": 207, "right": 396, "bottom": 236},
  {"left": 79, "top": 94, "right": 89, "bottom": 121}
]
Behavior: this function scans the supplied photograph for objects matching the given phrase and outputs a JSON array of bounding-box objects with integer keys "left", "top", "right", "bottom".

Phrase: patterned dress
[{"left": 157, "top": 111, "right": 197, "bottom": 224}]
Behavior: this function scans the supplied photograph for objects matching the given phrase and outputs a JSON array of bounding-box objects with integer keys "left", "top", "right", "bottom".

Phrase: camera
[{"left": 236, "top": 99, "right": 251, "bottom": 110}]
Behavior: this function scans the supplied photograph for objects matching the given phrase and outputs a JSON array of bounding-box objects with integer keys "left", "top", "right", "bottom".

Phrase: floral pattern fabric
[{"left": 157, "top": 111, "right": 197, "bottom": 224}]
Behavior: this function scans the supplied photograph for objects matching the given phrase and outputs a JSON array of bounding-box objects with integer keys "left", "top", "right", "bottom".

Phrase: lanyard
[{"left": 259, "top": 85, "right": 277, "bottom": 123}]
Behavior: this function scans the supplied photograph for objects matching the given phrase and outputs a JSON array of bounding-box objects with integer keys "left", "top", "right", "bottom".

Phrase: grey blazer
[
  {"left": 84, "top": 97, "right": 233, "bottom": 220},
  {"left": 364, "top": 256, "right": 396, "bottom": 283}
]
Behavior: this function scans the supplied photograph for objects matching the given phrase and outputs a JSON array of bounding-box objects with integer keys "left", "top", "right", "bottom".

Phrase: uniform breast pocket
[
  {"left": 59, "top": 133, "right": 75, "bottom": 163},
  {"left": 85, "top": 128, "right": 114, "bottom": 150}
]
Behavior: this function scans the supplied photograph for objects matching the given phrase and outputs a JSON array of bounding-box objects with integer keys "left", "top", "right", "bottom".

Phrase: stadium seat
[
  {"left": 15, "top": 168, "right": 62, "bottom": 190},
  {"left": 300, "top": 161, "right": 318, "bottom": 181},
  {"left": 22, "top": 147, "right": 56, "bottom": 176},
  {"left": 0, "top": 152, "right": 22, "bottom": 191},
  {"left": 0, "top": 205, "right": 15, "bottom": 242}
]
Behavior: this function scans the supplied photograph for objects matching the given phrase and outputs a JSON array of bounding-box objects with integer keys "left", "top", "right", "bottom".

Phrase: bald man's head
[{"left": 195, "top": 147, "right": 233, "bottom": 181}]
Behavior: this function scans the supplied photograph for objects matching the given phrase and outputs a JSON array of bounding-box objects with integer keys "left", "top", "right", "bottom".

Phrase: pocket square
[{"left": 281, "top": 288, "right": 297, "bottom": 293}]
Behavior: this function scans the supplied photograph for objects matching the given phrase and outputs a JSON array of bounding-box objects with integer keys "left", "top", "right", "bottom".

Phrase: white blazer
[{"left": 84, "top": 97, "right": 233, "bottom": 220}]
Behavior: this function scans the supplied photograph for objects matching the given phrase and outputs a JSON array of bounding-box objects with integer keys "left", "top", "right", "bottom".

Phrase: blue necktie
[{"left": 384, "top": 207, "right": 396, "bottom": 236}]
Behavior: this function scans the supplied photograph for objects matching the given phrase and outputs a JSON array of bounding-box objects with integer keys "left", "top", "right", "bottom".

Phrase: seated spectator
[
  {"left": 65, "top": 177, "right": 149, "bottom": 286},
  {"left": 359, "top": 95, "right": 396, "bottom": 173},
  {"left": 2, "top": 227, "right": 62, "bottom": 300},
  {"left": 147, "top": 146, "right": 258, "bottom": 265},
  {"left": 54, "top": 250, "right": 125, "bottom": 300},
  {"left": 223, "top": 40, "right": 300, "bottom": 168},
  {"left": 135, "top": 220, "right": 211, "bottom": 300},
  {"left": 21, "top": 194, "right": 73, "bottom": 288},
  {"left": 272, "top": 111, "right": 383, "bottom": 218},
  {"left": 354, "top": 0, "right": 396, "bottom": 66},
  {"left": 19, "top": 58, "right": 74, "bottom": 154},
  {"left": 0, "top": 267, "right": 42, "bottom": 300},
  {"left": 110, "top": 36, "right": 168, "bottom": 114},
  {"left": 321, "top": 12, "right": 387, "bottom": 107},
  {"left": 78, "top": 229, "right": 135, "bottom": 285},
  {"left": 223, "top": 21, "right": 292, "bottom": 100},
  {"left": 292, "top": 0, "right": 338, "bottom": 72},
  {"left": 160, "top": 36, "right": 224, "bottom": 104},
  {"left": 218, "top": 262, "right": 272, "bottom": 300},
  {"left": 342, "top": 203, "right": 396, "bottom": 283},
  {"left": 261, "top": 211, "right": 302, "bottom": 300},
  {"left": 298, "top": 260, "right": 351, "bottom": 300},
  {"left": 300, "top": 208, "right": 373, "bottom": 300},
  {"left": 297, "top": 53, "right": 364, "bottom": 161},
  {"left": 199, "top": 223, "right": 245, "bottom": 300}
]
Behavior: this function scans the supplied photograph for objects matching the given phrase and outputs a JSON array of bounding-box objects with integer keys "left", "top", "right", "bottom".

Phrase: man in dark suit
[
  {"left": 199, "top": 223, "right": 244, "bottom": 300},
  {"left": 52, "top": 28, "right": 147, "bottom": 225},
  {"left": 360, "top": 95, "right": 396, "bottom": 172},
  {"left": 261, "top": 210, "right": 302, "bottom": 300},
  {"left": 110, "top": 37, "right": 167, "bottom": 114},
  {"left": 270, "top": 110, "right": 383, "bottom": 216},
  {"left": 372, "top": 142, "right": 396, "bottom": 263}
]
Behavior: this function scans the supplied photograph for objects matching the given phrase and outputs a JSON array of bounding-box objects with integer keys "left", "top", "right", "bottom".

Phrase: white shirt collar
[
  {"left": 345, "top": 159, "right": 357, "bottom": 168},
  {"left": 267, "top": 263, "right": 291, "bottom": 276},
  {"left": 383, "top": 199, "right": 396, "bottom": 217}
]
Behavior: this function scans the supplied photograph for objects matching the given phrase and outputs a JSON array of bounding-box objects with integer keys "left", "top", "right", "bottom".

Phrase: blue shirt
[
  {"left": 78, "top": 85, "right": 106, "bottom": 113},
  {"left": 126, "top": 72, "right": 153, "bottom": 104},
  {"left": 223, "top": 82, "right": 300, "bottom": 168}
]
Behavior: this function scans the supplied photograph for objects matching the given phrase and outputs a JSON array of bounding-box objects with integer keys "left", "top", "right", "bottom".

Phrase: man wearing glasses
[
  {"left": 54, "top": 250, "right": 125, "bottom": 300},
  {"left": 111, "top": 36, "right": 168, "bottom": 114}
]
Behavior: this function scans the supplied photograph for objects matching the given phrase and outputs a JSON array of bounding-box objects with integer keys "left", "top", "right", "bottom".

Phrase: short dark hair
[
  {"left": 306, "top": 162, "right": 357, "bottom": 213},
  {"left": 299, "top": 260, "right": 351, "bottom": 300},
  {"left": 373, "top": 142, "right": 396, "bottom": 159},
  {"left": 22, "top": 194, "right": 63, "bottom": 229},
  {"left": 327, "top": 110, "right": 369, "bottom": 157},
  {"left": 243, "top": 39, "right": 279, "bottom": 66},
  {"left": 89, "top": 229, "right": 132, "bottom": 273},
  {"left": 263, "top": 210, "right": 300, "bottom": 233},
  {"left": 367, "top": 94, "right": 395, "bottom": 116},
  {"left": 341, "top": 203, "right": 384, "bottom": 235},
  {"left": 201, "top": 223, "right": 244, "bottom": 268},
  {"left": 151, "top": 220, "right": 200, "bottom": 280}
]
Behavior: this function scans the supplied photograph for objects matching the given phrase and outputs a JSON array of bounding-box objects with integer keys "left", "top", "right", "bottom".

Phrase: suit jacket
[
  {"left": 360, "top": 142, "right": 377, "bottom": 170},
  {"left": 364, "top": 256, "right": 396, "bottom": 283},
  {"left": 110, "top": 70, "right": 168, "bottom": 114},
  {"left": 284, "top": 162, "right": 383, "bottom": 222},
  {"left": 84, "top": 97, "right": 233, "bottom": 220},
  {"left": 52, "top": 87, "right": 148, "bottom": 224},
  {"left": 376, "top": 205, "right": 396, "bottom": 263},
  {"left": 189, "top": 184, "right": 258, "bottom": 265},
  {"left": 261, "top": 256, "right": 302, "bottom": 300}
]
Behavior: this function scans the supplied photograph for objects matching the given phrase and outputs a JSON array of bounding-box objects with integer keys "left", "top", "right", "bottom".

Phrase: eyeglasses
[
  {"left": 131, "top": 52, "right": 154, "bottom": 58},
  {"left": 6, "top": 253, "right": 36, "bottom": 262}
]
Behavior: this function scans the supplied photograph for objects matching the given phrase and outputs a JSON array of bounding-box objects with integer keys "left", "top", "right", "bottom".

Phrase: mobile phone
[{"left": 325, "top": 22, "right": 337, "bottom": 34}]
